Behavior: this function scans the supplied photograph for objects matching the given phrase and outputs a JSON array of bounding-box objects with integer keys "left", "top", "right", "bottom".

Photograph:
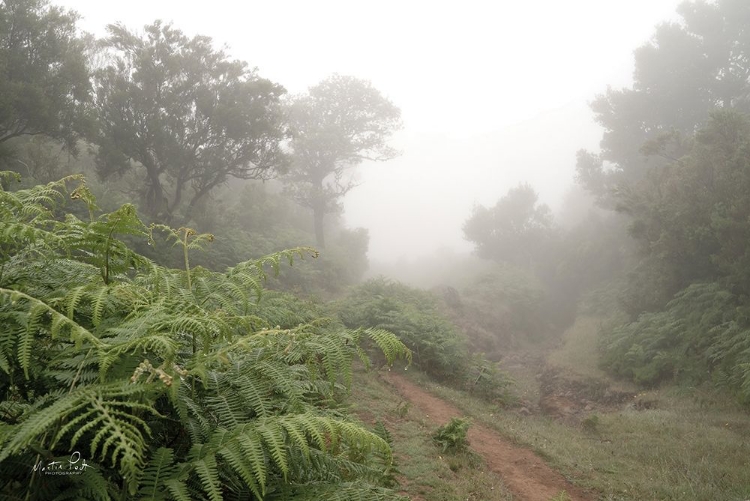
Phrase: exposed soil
[
  {"left": 381, "top": 371, "right": 596, "bottom": 501},
  {"left": 538, "top": 366, "right": 638, "bottom": 422}
]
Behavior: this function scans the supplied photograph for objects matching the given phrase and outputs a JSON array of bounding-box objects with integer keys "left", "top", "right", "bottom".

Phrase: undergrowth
[
  {"left": 408, "top": 342, "right": 750, "bottom": 500},
  {"left": 336, "top": 278, "right": 515, "bottom": 404},
  {"left": 0, "top": 174, "right": 411, "bottom": 500},
  {"left": 432, "top": 417, "right": 470, "bottom": 453},
  {"left": 349, "top": 366, "right": 513, "bottom": 501}
]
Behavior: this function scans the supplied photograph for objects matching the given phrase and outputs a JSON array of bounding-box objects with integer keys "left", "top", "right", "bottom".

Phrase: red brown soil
[{"left": 382, "top": 372, "right": 596, "bottom": 501}]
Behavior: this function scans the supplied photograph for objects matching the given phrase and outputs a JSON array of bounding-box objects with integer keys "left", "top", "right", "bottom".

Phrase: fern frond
[
  {"left": 188, "top": 443, "right": 223, "bottom": 501},
  {"left": 0, "top": 382, "right": 159, "bottom": 496},
  {"left": 0, "top": 222, "right": 65, "bottom": 249},
  {"left": 0, "top": 289, "right": 103, "bottom": 378},
  {"left": 364, "top": 328, "right": 413, "bottom": 367},
  {"left": 228, "top": 247, "right": 319, "bottom": 282},
  {"left": 99, "top": 334, "right": 179, "bottom": 379},
  {"left": 63, "top": 285, "right": 89, "bottom": 320},
  {"left": 137, "top": 447, "right": 185, "bottom": 501},
  {"left": 45, "top": 465, "right": 112, "bottom": 501},
  {"left": 216, "top": 437, "right": 264, "bottom": 499}
]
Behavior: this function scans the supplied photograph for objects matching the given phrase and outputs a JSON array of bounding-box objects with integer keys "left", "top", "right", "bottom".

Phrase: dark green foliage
[
  {"left": 170, "top": 181, "right": 371, "bottom": 295},
  {"left": 0, "top": 174, "right": 410, "bottom": 499},
  {"left": 432, "top": 417, "right": 470, "bottom": 453},
  {"left": 366, "top": 420, "right": 401, "bottom": 489},
  {"left": 92, "top": 21, "right": 286, "bottom": 223},
  {"left": 593, "top": 112, "right": 750, "bottom": 404},
  {"left": 464, "top": 353, "right": 515, "bottom": 405},
  {"left": 463, "top": 183, "right": 553, "bottom": 268},
  {"left": 601, "top": 282, "right": 750, "bottom": 402},
  {"left": 572, "top": 1, "right": 750, "bottom": 406},
  {"left": 0, "top": 0, "right": 91, "bottom": 150},
  {"left": 336, "top": 278, "right": 514, "bottom": 403},
  {"left": 337, "top": 278, "right": 468, "bottom": 382},
  {"left": 455, "top": 267, "right": 549, "bottom": 350},
  {"left": 462, "top": 184, "right": 612, "bottom": 334},
  {"left": 577, "top": 0, "right": 750, "bottom": 201}
]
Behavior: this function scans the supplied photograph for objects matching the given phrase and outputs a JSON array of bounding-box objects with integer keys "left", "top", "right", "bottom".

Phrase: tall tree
[
  {"left": 463, "top": 184, "right": 553, "bottom": 269},
  {"left": 577, "top": 0, "right": 750, "bottom": 201},
  {"left": 616, "top": 110, "right": 750, "bottom": 312},
  {"left": 92, "top": 22, "right": 286, "bottom": 223},
  {"left": 284, "top": 75, "right": 402, "bottom": 248},
  {"left": 0, "top": 0, "right": 90, "bottom": 152}
]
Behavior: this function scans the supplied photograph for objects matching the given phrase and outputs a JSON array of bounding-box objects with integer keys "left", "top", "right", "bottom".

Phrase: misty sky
[{"left": 59, "top": 0, "right": 681, "bottom": 261}]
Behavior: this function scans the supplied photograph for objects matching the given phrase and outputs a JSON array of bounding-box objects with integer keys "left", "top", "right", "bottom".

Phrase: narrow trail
[{"left": 381, "top": 372, "right": 595, "bottom": 501}]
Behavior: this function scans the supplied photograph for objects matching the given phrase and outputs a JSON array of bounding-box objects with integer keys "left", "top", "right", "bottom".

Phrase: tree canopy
[
  {"left": 575, "top": 1, "right": 750, "bottom": 400},
  {"left": 92, "top": 21, "right": 287, "bottom": 223},
  {"left": 577, "top": 0, "right": 750, "bottom": 201},
  {"left": 0, "top": 0, "right": 90, "bottom": 152},
  {"left": 284, "top": 74, "right": 402, "bottom": 247},
  {"left": 463, "top": 183, "right": 553, "bottom": 268}
]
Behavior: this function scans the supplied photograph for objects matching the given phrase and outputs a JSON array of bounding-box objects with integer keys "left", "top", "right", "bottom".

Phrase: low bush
[
  {"left": 0, "top": 174, "right": 410, "bottom": 500},
  {"left": 432, "top": 417, "right": 471, "bottom": 453},
  {"left": 336, "top": 278, "right": 515, "bottom": 403},
  {"left": 600, "top": 282, "right": 750, "bottom": 404}
]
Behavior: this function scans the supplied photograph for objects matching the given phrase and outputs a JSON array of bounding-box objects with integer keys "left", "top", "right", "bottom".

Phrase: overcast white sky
[{"left": 59, "top": 0, "right": 682, "bottom": 261}]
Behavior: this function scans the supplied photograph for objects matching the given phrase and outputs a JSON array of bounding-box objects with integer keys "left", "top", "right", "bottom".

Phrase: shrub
[
  {"left": 337, "top": 278, "right": 516, "bottom": 404},
  {"left": 432, "top": 417, "right": 471, "bottom": 453},
  {"left": 600, "top": 282, "right": 750, "bottom": 404},
  {"left": 0, "top": 174, "right": 410, "bottom": 500},
  {"left": 336, "top": 278, "right": 468, "bottom": 382}
]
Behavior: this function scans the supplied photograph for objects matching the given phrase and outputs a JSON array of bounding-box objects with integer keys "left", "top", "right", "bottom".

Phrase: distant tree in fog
[
  {"left": 0, "top": 0, "right": 90, "bottom": 153},
  {"left": 463, "top": 183, "right": 552, "bottom": 268},
  {"left": 92, "top": 21, "right": 286, "bottom": 223},
  {"left": 577, "top": 0, "right": 750, "bottom": 201},
  {"left": 284, "top": 74, "right": 402, "bottom": 248}
]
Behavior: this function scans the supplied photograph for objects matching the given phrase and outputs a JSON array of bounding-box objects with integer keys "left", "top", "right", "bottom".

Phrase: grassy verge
[
  {"left": 349, "top": 366, "right": 513, "bottom": 501},
  {"left": 399, "top": 316, "right": 750, "bottom": 501},
  {"left": 547, "top": 316, "right": 612, "bottom": 380}
]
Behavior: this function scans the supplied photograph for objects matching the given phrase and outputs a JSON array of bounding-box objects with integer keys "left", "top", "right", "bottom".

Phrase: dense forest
[{"left": 1, "top": 0, "right": 750, "bottom": 499}]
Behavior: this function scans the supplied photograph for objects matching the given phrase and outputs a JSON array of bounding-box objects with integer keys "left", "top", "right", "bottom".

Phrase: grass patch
[
  {"left": 348, "top": 309, "right": 750, "bottom": 500},
  {"left": 400, "top": 302, "right": 750, "bottom": 501},
  {"left": 349, "top": 366, "right": 513, "bottom": 501},
  {"left": 402, "top": 360, "right": 750, "bottom": 500},
  {"left": 548, "top": 316, "right": 633, "bottom": 389}
]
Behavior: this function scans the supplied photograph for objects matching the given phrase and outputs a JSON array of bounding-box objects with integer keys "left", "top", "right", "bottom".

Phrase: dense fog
[
  {"left": 3, "top": 0, "right": 750, "bottom": 499},
  {"left": 56, "top": 0, "right": 680, "bottom": 262}
]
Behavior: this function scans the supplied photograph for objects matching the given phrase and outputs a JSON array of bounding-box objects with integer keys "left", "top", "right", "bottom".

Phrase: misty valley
[{"left": 1, "top": 0, "right": 749, "bottom": 500}]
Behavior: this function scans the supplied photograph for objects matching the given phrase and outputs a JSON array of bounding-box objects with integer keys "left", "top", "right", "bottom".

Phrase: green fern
[
  {"left": 0, "top": 382, "right": 160, "bottom": 494},
  {"left": 0, "top": 173, "right": 410, "bottom": 500}
]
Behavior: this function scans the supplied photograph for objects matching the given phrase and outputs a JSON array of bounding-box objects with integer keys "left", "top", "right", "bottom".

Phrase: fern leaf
[
  {"left": 236, "top": 431, "right": 268, "bottom": 494},
  {"left": 258, "top": 421, "right": 289, "bottom": 478},
  {"left": 90, "top": 285, "right": 111, "bottom": 328},
  {"left": 164, "top": 478, "right": 192, "bottom": 501},
  {"left": 217, "top": 441, "right": 264, "bottom": 499},
  {"left": 189, "top": 444, "right": 223, "bottom": 501},
  {"left": 365, "top": 328, "right": 413, "bottom": 367},
  {"left": 138, "top": 447, "right": 180, "bottom": 501},
  {"left": 64, "top": 285, "right": 88, "bottom": 320}
]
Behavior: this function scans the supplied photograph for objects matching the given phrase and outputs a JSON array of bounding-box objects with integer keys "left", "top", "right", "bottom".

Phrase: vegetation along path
[{"left": 382, "top": 372, "right": 595, "bottom": 501}]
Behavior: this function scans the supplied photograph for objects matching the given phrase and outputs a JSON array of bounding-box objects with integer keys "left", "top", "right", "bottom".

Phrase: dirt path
[{"left": 382, "top": 372, "right": 595, "bottom": 501}]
